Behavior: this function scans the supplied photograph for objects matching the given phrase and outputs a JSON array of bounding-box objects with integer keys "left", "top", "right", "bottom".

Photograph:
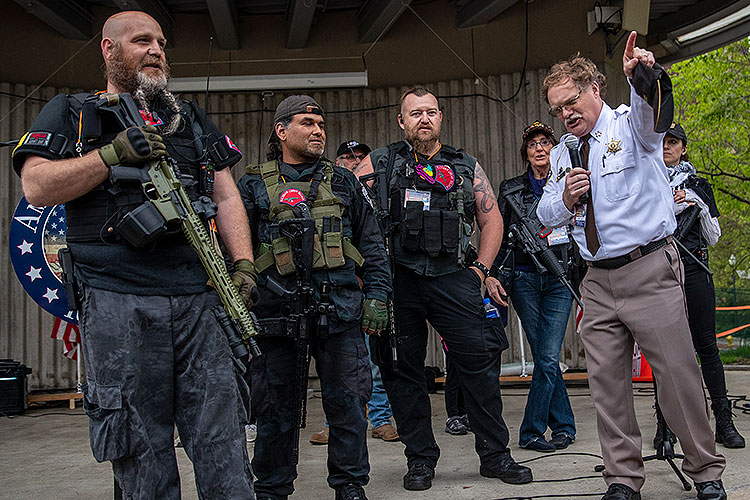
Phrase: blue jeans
[{"left": 511, "top": 270, "right": 576, "bottom": 446}]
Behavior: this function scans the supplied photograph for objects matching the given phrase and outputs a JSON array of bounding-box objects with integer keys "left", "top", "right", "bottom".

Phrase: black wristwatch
[{"left": 471, "top": 261, "right": 490, "bottom": 279}]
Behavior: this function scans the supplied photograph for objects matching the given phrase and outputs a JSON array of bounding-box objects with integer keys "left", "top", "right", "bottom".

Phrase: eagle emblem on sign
[{"left": 279, "top": 188, "right": 306, "bottom": 206}]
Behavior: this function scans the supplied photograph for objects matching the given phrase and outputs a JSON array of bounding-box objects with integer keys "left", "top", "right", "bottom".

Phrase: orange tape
[
  {"left": 716, "top": 305, "right": 750, "bottom": 311},
  {"left": 716, "top": 323, "right": 750, "bottom": 338}
]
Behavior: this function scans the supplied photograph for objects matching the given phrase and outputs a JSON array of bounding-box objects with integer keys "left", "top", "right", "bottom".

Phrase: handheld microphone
[{"left": 562, "top": 133, "right": 589, "bottom": 202}]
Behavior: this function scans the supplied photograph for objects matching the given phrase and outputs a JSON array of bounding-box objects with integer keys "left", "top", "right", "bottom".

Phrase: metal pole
[{"left": 518, "top": 316, "right": 529, "bottom": 377}]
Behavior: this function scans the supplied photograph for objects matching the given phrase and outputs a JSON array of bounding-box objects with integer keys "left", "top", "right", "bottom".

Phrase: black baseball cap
[
  {"left": 336, "top": 140, "right": 371, "bottom": 158},
  {"left": 269, "top": 95, "right": 325, "bottom": 143},
  {"left": 665, "top": 122, "right": 687, "bottom": 145}
]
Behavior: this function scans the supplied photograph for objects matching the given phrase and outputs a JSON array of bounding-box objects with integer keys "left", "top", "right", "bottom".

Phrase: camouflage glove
[
  {"left": 231, "top": 259, "right": 260, "bottom": 308},
  {"left": 361, "top": 298, "right": 388, "bottom": 335},
  {"left": 98, "top": 125, "right": 167, "bottom": 167}
]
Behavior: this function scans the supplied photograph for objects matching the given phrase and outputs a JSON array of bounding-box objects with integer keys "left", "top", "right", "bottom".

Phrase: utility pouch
[
  {"left": 423, "top": 210, "right": 442, "bottom": 257},
  {"left": 272, "top": 236, "right": 296, "bottom": 275},
  {"left": 442, "top": 211, "right": 460, "bottom": 254},
  {"left": 321, "top": 216, "right": 346, "bottom": 268},
  {"left": 401, "top": 201, "right": 423, "bottom": 252},
  {"left": 116, "top": 202, "right": 168, "bottom": 247},
  {"left": 311, "top": 231, "right": 325, "bottom": 270}
]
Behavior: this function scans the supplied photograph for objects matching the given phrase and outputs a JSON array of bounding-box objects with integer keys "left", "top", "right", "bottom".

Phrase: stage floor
[{"left": 2, "top": 371, "right": 749, "bottom": 499}]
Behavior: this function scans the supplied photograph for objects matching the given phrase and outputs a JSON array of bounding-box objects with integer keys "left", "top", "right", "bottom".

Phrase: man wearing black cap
[
  {"left": 538, "top": 32, "right": 726, "bottom": 500},
  {"left": 336, "top": 140, "right": 371, "bottom": 173},
  {"left": 237, "top": 95, "right": 391, "bottom": 500},
  {"left": 356, "top": 86, "right": 532, "bottom": 491}
]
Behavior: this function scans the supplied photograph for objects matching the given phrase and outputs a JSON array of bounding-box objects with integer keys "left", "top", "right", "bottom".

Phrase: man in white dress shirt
[{"left": 537, "top": 32, "right": 726, "bottom": 500}]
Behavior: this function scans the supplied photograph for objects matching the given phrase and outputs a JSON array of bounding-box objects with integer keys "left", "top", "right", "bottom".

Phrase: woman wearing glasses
[{"left": 486, "top": 121, "right": 577, "bottom": 452}]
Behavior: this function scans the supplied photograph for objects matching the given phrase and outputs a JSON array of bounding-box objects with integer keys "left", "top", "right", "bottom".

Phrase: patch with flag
[
  {"left": 279, "top": 188, "right": 306, "bottom": 206},
  {"left": 225, "top": 135, "right": 241, "bottom": 153}
]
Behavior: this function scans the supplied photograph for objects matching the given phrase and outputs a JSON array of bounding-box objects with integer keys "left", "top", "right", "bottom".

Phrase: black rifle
[
  {"left": 673, "top": 204, "right": 712, "bottom": 276},
  {"left": 502, "top": 184, "right": 584, "bottom": 310},
  {"left": 360, "top": 160, "right": 399, "bottom": 372},
  {"left": 277, "top": 212, "right": 317, "bottom": 465}
]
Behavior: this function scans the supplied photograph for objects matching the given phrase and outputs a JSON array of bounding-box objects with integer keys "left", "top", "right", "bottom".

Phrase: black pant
[
  {"left": 377, "top": 265, "right": 510, "bottom": 468},
  {"left": 251, "top": 325, "right": 372, "bottom": 499},
  {"left": 684, "top": 262, "right": 727, "bottom": 402},
  {"left": 443, "top": 352, "right": 466, "bottom": 417}
]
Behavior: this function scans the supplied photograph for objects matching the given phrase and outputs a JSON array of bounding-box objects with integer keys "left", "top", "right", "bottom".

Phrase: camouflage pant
[
  {"left": 79, "top": 286, "right": 254, "bottom": 500},
  {"left": 250, "top": 324, "right": 372, "bottom": 499}
]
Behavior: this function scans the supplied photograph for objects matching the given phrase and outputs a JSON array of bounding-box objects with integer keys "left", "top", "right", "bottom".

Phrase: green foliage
[
  {"left": 669, "top": 38, "right": 750, "bottom": 288},
  {"left": 718, "top": 345, "right": 750, "bottom": 365},
  {"left": 715, "top": 287, "right": 750, "bottom": 341}
]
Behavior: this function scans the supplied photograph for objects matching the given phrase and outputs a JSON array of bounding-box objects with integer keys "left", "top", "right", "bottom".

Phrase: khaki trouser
[{"left": 580, "top": 241, "right": 725, "bottom": 491}]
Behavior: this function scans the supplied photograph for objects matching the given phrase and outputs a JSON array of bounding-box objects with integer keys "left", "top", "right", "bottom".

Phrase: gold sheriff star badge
[{"left": 605, "top": 138, "right": 622, "bottom": 154}]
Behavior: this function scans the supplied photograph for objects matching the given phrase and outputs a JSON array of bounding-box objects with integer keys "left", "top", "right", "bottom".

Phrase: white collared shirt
[{"left": 537, "top": 85, "right": 677, "bottom": 261}]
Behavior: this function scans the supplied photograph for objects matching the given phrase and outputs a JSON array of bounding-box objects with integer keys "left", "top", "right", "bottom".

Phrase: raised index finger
[{"left": 624, "top": 30, "right": 637, "bottom": 59}]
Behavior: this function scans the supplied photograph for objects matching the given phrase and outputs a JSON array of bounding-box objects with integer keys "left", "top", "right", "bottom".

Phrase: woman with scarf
[{"left": 656, "top": 123, "right": 744, "bottom": 449}]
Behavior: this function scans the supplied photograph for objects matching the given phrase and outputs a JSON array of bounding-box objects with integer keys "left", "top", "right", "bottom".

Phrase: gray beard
[{"left": 133, "top": 74, "right": 181, "bottom": 136}]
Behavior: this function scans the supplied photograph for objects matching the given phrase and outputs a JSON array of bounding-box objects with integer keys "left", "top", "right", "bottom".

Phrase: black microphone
[{"left": 562, "top": 133, "right": 589, "bottom": 202}]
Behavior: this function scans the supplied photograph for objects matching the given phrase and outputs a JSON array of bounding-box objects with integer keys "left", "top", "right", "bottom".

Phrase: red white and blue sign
[
  {"left": 279, "top": 188, "right": 306, "bottom": 206},
  {"left": 9, "top": 198, "right": 77, "bottom": 325}
]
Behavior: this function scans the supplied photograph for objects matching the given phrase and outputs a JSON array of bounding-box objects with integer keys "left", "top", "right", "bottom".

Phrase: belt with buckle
[{"left": 589, "top": 236, "right": 672, "bottom": 270}]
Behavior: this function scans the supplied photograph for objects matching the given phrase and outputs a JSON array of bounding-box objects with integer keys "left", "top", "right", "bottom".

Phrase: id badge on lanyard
[{"left": 574, "top": 203, "right": 587, "bottom": 227}]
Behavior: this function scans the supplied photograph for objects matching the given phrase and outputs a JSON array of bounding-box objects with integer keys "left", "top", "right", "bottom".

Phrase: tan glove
[
  {"left": 99, "top": 125, "right": 167, "bottom": 167},
  {"left": 232, "top": 259, "right": 259, "bottom": 308}
]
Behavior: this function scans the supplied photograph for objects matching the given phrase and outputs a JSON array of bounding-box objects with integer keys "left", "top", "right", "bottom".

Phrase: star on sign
[
  {"left": 17, "top": 240, "right": 33, "bottom": 255},
  {"left": 43, "top": 287, "right": 59, "bottom": 303},
  {"left": 26, "top": 266, "right": 42, "bottom": 282}
]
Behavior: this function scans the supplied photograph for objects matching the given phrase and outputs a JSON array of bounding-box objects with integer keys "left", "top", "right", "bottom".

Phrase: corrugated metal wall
[{"left": 1, "top": 68, "right": 588, "bottom": 390}]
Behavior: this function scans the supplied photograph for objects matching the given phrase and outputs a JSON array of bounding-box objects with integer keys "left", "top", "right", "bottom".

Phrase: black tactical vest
[
  {"left": 62, "top": 93, "right": 207, "bottom": 243},
  {"left": 375, "top": 142, "right": 477, "bottom": 277}
]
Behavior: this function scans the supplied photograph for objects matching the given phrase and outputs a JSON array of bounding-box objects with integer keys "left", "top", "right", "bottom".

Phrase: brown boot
[
  {"left": 310, "top": 427, "right": 329, "bottom": 445},
  {"left": 372, "top": 423, "right": 400, "bottom": 441}
]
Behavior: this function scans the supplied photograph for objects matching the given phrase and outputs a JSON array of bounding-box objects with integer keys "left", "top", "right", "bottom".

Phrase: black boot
[{"left": 712, "top": 398, "right": 745, "bottom": 448}]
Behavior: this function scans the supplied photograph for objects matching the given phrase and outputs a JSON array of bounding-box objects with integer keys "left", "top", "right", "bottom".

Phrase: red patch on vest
[
  {"left": 279, "top": 188, "right": 306, "bottom": 206},
  {"left": 139, "top": 110, "right": 163, "bottom": 126},
  {"left": 434, "top": 165, "right": 455, "bottom": 191}
]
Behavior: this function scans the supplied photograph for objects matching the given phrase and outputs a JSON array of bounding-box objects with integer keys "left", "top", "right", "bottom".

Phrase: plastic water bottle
[{"left": 483, "top": 298, "right": 499, "bottom": 318}]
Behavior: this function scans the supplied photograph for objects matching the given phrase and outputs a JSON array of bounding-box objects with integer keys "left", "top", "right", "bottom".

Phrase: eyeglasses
[
  {"left": 526, "top": 139, "right": 553, "bottom": 149},
  {"left": 339, "top": 153, "right": 365, "bottom": 161},
  {"left": 548, "top": 90, "right": 582, "bottom": 117}
]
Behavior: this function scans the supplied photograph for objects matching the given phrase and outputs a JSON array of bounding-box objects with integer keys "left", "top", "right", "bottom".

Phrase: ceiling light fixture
[{"left": 168, "top": 71, "right": 369, "bottom": 92}]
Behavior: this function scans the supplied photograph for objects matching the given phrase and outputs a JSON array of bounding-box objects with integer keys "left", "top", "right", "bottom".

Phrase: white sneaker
[{"left": 246, "top": 424, "right": 257, "bottom": 443}]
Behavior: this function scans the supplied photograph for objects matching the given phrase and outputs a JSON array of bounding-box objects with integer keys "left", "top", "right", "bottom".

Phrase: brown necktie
[{"left": 581, "top": 135, "right": 600, "bottom": 255}]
